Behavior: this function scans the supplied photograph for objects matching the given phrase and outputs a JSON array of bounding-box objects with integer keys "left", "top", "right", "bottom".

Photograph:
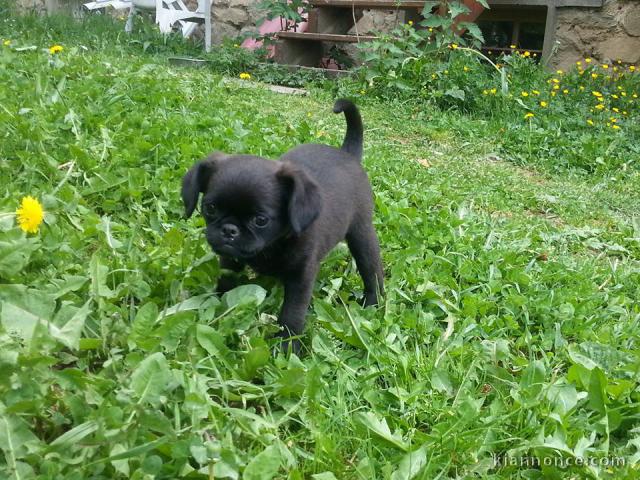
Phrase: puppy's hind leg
[{"left": 346, "top": 220, "right": 384, "bottom": 307}]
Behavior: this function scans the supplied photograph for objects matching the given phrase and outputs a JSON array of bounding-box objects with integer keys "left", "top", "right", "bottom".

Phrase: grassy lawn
[{"left": 2, "top": 9, "right": 640, "bottom": 480}]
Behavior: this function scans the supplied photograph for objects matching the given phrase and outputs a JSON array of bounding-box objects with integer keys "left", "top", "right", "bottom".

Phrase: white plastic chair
[{"left": 84, "top": 0, "right": 212, "bottom": 52}]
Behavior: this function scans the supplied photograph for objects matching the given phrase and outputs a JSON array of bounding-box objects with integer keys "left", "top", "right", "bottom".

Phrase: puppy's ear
[
  {"left": 181, "top": 152, "right": 225, "bottom": 218},
  {"left": 278, "top": 163, "right": 322, "bottom": 235}
]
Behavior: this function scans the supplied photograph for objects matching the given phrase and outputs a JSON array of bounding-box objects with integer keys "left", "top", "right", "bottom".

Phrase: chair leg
[
  {"left": 204, "top": 7, "right": 211, "bottom": 52},
  {"left": 125, "top": 5, "right": 136, "bottom": 33},
  {"left": 205, "top": 0, "right": 213, "bottom": 52}
]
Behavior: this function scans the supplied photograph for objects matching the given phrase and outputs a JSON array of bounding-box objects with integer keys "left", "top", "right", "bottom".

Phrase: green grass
[{"left": 2, "top": 8, "right": 640, "bottom": 480}]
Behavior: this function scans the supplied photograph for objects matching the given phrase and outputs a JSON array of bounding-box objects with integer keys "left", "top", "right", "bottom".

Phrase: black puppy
[{"left": 181, "top": 99, "right": 384, "bottom": 352}]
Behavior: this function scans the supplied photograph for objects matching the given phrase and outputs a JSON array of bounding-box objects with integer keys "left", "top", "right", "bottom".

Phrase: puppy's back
[{"left": 280, "top": 144, "right": 368, "bottom": 190}]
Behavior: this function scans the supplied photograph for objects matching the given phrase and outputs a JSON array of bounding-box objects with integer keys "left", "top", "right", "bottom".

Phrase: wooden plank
[
  {"left": 488, "top": 0, "right": 603, "bottom": 7},
  {"left": 310, "top": 0, "right": 604, "bottom": 8},
  {"left": 556, "top": 0, "right": 603, "bottom": 6},
  {"left": 277, "top": 31, "right": 377, "bottom": 42},
  {"left": 309, "top": 0, "right": 425, "bottom": 8}
]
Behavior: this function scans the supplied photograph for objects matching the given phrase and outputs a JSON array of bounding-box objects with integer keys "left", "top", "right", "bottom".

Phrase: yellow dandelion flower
[
  {"left": 428, "top": 28, "right": 433, "bottom": 32},
  {"left": 444, "top": 70, "right": 449, "bottom": 75},
  {"left": 553, "top": 84, "right": 560, "bottom": 90},
  {"left": 595, "top": 104, "right": 605, "bottom": 110},
  {"left": 551, "top": 91, "right": 557, "bottom": 97},
  {"left": 586, "top": 119, "right": 594, "bottom": 126},
  {"left": 540, "top": 101, "right": 548, "bottom": 107},
  {"left": 431, "top": 74, "right": 436, "bottom": 79},
  {"left": 49, "top": 45, "right": 63, "bottom": 54},
  {"left": 617, "top": 86, "right": 623, "bottom": 90},
  {"left": 532, "top": 90, "right": 540, "bottom": 95},
  {"left": 576, "top": 61, "right": 582, "bottom": 66},
  {"left": 630, "top": 66, "right": 636, "bottom": 72},
  {"left": 633, "top": 93, "right": 638, "bottom": 98},
  {"left": 463, "top": 66, "right": 470, "bottom": 72},
  {"left": 612, "top": 125, "right": 621, "bottom": 130},
  {"left": 556, "top": 69, "right": 563, "bottom": 74},
  {"left": 552, "top": 78, "right": 560, "bottom": 84},
  {"left": 521, "top": 91, "right": 529, "bottom": 97},
  {"left": 2, "top": 39, "right": 10, "bottom": 46},
  {"left": 585, "top": 58, "right": 592, "bottom": 63},
  {"left": 510, "top": 44, "right": 516, "bottom": 49},
  {"left": 622, "top": 92, "right": 627, "bottom": 97},
  {"left": 239, "top": 72, "right": 251, "bottom": 80},
  {"left": 612, "top": 94, "right": 619, "bottom": 99},
  {"left": 591, "top": 73, "right": 598, "bottom": 79},
  {"left": 524, "top": 51, "right": 530, "bottom": 57},
  {"left": 524, "top": 112, "right": 534, "bottom": 119},
  {"left": 617, "top": 59, "right": 622, "bottom": 64},
  {"left": 613, "top": 67, "right": 618, "bottom": 72},
  {"left": 563, "top": 89, "right": 569, "bottom": 94},
  {"left": 612, "top": 107, "right": 620, "bottom": 112},
  {"left": 482, "top": 89, "right": 488, "bottom": 95},
  {"left": 16, "top": 196, "right": 44, "bottom": 234},
  {"left": 451, "top": 43, "right": 458, "bottom": 50},
  {"left": 623, "top": 111, "right": 628, "bottom": 115},
  {"left": 579, "top": 86, "right": 585, "bottom": 91},
  {"left": 490, "top": 88, "right": 497, "bottom": 95},
  {"left": 610, "top": 117, "right": 617, "bottom": 123},
  {"left": 360, "top": 90, "right": 366, "bottom": 95},
  {"left": 592, "top": 91, "right": 602, "bottom": 97},
  {"left": 602, "top": 64, "right": 609, "bottom": 69},
  {"left": 408, "top": 20, "right": 413, "bottom": 26}
]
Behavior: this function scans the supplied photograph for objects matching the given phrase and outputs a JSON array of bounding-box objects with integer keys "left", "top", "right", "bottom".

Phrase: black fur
[{"left": 181, "top": 99, "right": 384, "bottom": 354}]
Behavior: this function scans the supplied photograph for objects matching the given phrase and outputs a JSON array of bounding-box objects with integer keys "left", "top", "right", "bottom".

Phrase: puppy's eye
[{"left": 253, "top": 214, "right": 269, "bottom": 228}]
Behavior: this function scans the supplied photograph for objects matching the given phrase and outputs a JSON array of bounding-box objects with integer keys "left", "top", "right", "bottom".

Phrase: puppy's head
[{"left": 182, "top": 153, "right": 322, "bottom": 259}]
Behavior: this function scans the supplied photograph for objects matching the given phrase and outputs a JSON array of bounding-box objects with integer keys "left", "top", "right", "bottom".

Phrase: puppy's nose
[{"left": 221, "top": 223, "right": 240, "bottom": 240}]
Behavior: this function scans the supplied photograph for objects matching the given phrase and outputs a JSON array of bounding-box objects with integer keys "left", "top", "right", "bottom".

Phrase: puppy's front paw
[
  {"left": 215, "top": 275, "right": 238, "bottom": 295},
  {"left": 272, "top": 331, "right": 302, "bottom": 356},
  {"left": 363, "top": 291, "right": 379, "bottom": 307}
]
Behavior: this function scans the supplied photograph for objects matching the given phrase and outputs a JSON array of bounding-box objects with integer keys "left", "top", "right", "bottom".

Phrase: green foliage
[
  {"left": 355, "top": 0, "right": 485, "bottom": 93},
  {"left": 257, "top": 0, "right": 310, "bottom": 32},
  {"left": 2, "top": 10, "right": 640, "bottom": 480},
  {"left": 344, "top": 45, "right": 640, "bottom": 174}
]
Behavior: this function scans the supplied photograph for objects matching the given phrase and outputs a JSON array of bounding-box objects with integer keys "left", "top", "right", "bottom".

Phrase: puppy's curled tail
[{"left": 333, "top": 99, "right": 363, "bottom": 161}]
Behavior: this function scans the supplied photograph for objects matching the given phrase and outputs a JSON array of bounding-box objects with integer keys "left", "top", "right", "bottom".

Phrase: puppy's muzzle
[{"left": 221, "top": 223, "right": 240, "bottom": 241}]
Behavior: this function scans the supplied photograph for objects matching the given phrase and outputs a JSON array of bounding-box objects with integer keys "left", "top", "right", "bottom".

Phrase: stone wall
[
  {"left": 14, "top": 0, "right": 259, "bottom": 43},
  {"left": 212, "top": 0, "right": 257, "bottom": 44},
  {"left": 16, "top": 0, "right": 85, "bottom": 16},
  {"left": 553, "top": 0, "right": 640, "bottom": 70},
  {"left": 13, "top": 0, "right": 640, "bottom": 70}
]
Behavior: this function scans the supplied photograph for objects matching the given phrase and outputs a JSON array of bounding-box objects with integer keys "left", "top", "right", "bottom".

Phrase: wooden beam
[
  {"left": 488, "top": 0, "right": 603, "bottom": 7},
  {"left": 277, "top": 31, "right": 377, "bottom": 42},
  {"left": 310, "top": 0, "right": 605, "bottom": 5},
  {"left": 309, "top": 0, "right": 425, "bottom": 7},
  {"left": 541, "top": 2, "right": 557, "bottom": 64}
]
